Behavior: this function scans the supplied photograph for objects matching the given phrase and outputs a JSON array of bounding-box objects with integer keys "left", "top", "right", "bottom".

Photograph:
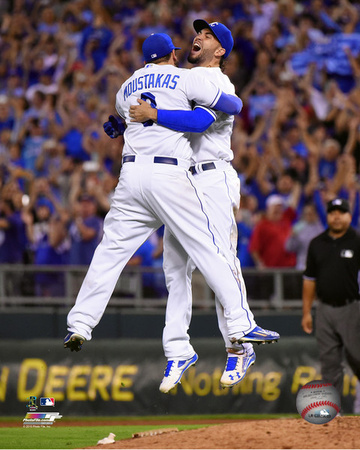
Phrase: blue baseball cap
[
  {"left": 36, "top": 197, "right": 54, "bottom": 213},
  {"left": 142, "top": 33, "right": 181, "bottom": 63},
  {"left": 193, "top": 20, "right": 234, "bottom": 59}
]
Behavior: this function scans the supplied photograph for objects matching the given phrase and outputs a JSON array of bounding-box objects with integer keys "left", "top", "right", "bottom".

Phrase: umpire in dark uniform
[{"left": 302, "top": 198, "right": 360, "bottom": 399}]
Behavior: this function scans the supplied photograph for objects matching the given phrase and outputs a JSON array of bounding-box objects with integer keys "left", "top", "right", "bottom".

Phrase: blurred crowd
[{"left": 1, "top": 0, "right": 360, "bottom": 297}]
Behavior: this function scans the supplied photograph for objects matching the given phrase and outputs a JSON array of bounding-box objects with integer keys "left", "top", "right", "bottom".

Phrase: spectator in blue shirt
[
  {"left": 68, "top": 194, "right": 103, "bottom": 265},
  {"left": 318, "top": 138, "right": 340, "bottom": 180},
  {"left": 0, "top": 198, "right": 26, "bottom": 263},
  {"left": 80, "top": 15, "right": 113, "bottom": 72},
  {"left": 57, "top": 101, "right": 92, "bottom": 162},
  {"left": 236, "top": 194, "right": 259, "bottom": 268},
  {"left": 23, "top": 197, "right": 70, "bottom": 297},
  {"left": 127, "top": 238, "right": 158, "bottom": 298},
  {"left": 0, "top": 95, "right": 15, "bottom": 132},
  {"left": 37, "top": 5, "right": 59, "bottom": 35},
  {"left": 21, "top": 118, "right": 47, "bottom": 172}
]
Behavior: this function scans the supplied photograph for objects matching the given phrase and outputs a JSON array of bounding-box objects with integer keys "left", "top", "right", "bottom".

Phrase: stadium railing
[{"left": 0, "top": 264, "right": 304, "bottom": 310}]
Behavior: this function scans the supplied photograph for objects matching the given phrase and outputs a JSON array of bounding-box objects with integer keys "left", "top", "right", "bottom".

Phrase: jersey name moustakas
[{"left": 123, "top": 74, "right": 180, "bottom": 101}]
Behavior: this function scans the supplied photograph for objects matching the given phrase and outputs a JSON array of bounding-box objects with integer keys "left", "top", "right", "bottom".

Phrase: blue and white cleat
[
  {"left": 220, "top": 349, "right": 256, "bottom": 388},
  {"left": 232, "top": 326, "right": 280, "bottom": 345},
  {"left": 159, "top": 353, "right": 198, "bottom": 393},
  {"left": 64, "top": 332, "right": 86, "bottom": 352}
]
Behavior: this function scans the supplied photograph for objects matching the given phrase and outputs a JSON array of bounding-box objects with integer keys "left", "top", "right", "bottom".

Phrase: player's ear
[
  {"left": 171, "top": 49, "right": 178, "bottom": 66},
  {"left": 215, "top": 47, "right": 226, "bottom": 58}
]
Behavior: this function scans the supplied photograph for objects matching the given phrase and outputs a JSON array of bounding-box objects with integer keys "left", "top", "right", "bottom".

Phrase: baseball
[{"left": 296, "top": 380, "right": 341, "bottom": 424}]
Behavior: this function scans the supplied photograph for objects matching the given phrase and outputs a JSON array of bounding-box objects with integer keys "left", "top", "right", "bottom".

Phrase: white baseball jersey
[
  {"left": 162, "top": 67, "right": 254, "bottom": 358},
  {"left": 115, "top": 64, "right": 219, "bottom": 161},
  {"left": 190, "top": 67, "right": 235, "bottom": 164},
  {"left": 67, "top": 62, "right": 256, "bottom": 344}
]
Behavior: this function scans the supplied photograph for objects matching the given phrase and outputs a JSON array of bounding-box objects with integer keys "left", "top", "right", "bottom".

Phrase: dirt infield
[{"left": 84, "top": 416, "right": 360, "bottom": 449}]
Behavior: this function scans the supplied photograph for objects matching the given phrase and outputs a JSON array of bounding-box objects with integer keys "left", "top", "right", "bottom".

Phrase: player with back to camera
[
  {"left": 64, "top": 33, "right": 279, "bottom": 386},
  {"left": 128, "top": 21, "right": 275, "bottom": 393}
]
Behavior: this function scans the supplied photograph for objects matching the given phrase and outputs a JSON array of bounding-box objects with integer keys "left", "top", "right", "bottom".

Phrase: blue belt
[
  {"left": 189, "top": 162, "right": 216, "bottom": 175},
  {"left": 123, "top": 155, "right": 178, "bottom": 165},
  {"left": 123, "top": 155, "right": 135, "bottom": 163}
]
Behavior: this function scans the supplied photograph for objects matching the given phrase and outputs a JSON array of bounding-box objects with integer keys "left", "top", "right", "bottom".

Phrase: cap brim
[
  {"left": 194, "top": 19, "right": 211, "bottom": 34},
  {"left": 327, "top": 207, "right": 349, "bottom": 213}
]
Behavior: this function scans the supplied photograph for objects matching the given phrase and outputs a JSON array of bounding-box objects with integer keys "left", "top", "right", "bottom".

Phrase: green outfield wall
[{"left": 0, "top": 338, "right": 357, "bottom": 417}]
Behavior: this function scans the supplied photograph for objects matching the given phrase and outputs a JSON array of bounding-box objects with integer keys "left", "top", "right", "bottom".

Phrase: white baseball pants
[
  {"left": 163, "top": 163, "right": 255, "bottom": 358},
  {"left": 67, "top": 157, "right": 256, "bottom": 341}
]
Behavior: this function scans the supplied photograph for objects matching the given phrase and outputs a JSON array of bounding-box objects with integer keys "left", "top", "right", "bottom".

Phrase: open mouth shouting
[{"left": 192, "top": 40, "right": 202, "bottom": 53}]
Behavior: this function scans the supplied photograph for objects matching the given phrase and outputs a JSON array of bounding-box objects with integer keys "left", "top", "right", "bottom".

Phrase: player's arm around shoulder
[{"left": 129, "top": 99, "right": 215, "bottom": 133}]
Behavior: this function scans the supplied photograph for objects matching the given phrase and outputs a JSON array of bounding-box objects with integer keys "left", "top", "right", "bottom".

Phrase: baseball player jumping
[
  {"left": 64, "top": 33, "right": 279, "bottom": 388},
  {"left": 129, "top": 22, "right": 263, "bottom": 392}
]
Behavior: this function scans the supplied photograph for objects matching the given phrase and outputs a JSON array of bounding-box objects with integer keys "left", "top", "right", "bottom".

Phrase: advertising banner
[{"left": 0, "top": 338, "right": 357, "bottom": 416}]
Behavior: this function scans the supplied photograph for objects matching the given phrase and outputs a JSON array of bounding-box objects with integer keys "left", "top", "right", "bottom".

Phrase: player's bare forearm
[
  {"left": 302, "top": 278, "right": 316, "bottom": 334},
  {"left": 129, "top": 99, "right": 158, "bottom": 123}
]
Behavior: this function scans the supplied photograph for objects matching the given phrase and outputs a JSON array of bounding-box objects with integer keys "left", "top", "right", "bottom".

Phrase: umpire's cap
[
  {"left": 193, "top": 20, "right": 234, "bottom": 58},
  {"left": 327, "top": 198, "right": 350, "bottom": 214},
  {"left": 142, "top": 33, "right": 181, "bottom": 63}
]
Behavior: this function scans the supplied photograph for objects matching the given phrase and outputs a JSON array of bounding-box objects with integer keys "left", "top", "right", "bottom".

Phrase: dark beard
[{"left": 187, "top": 53, "right": 201, "bottom": 64}]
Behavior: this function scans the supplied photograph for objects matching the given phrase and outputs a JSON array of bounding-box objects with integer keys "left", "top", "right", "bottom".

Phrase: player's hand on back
[
  {"left": 129, "top": 99, "right": 158, "bottom": 123},
  {"left": 103, "top": 115, "right": 125, "bottom": 138}
]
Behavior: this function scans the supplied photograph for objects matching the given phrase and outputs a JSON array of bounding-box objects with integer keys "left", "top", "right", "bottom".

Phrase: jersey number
[{"left": 141, "top": 92, "right": 157, "bottom": 127}]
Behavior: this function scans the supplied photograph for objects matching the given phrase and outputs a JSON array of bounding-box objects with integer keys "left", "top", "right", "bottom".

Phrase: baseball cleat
[
  {"left": 159, "top": 353, "right": 198, "bottom": 393},
  {"left": 232, "top": 326, "right": 280, "bottom": 345},
  {"left": 64, "top": 332, "right": 86, "bottom": 352},
  {"left": 220, "top": 349, "right": 256, "bottom": 388}
]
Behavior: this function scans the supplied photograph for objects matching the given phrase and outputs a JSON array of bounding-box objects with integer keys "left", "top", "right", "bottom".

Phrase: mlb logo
[
  {"left": 40, "top": 397, "right": 55, "bottom": 407},
  {"left": 341, "top": 249, "right": 354, "bottom": 258}
]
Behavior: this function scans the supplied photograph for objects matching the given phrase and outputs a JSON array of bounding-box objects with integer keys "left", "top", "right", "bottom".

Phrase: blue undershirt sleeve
[
  {"left": 213, "top": 92, "right": 243, "bottom": 115},
  {"left": 157, "top": 107, "right": 216, "bottom": 133}
]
